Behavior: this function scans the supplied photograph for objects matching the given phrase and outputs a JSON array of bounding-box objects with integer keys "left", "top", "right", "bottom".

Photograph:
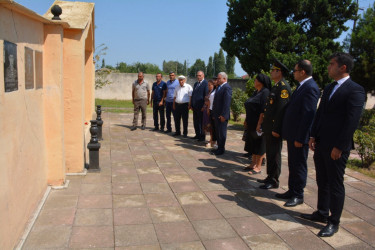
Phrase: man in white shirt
[{"left": 173, "top": 75, "right": 193, "bottom": 137}]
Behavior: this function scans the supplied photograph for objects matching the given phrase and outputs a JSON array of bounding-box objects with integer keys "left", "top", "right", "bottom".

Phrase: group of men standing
[
  {"left": 258, "top": 53, "right": 365, "bottom": 237},
  {"left": 130, "top": 52, "right": 365, "bottom": 238},
  {"left": 131, "top": 70, "right": 233, "bottom": 155}
]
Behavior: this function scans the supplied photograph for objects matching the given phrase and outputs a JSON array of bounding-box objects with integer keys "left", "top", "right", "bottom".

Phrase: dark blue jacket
[
  {"left": 191, "top": 79, "right": 208, "bottom": 110},
  {"left": 311, "top": 78, "right": 365, "bottom": 151},
  {"left": 212, "top": 83, "right": 232, "bottom": 120},
  {"left": 282, "top": 78, "right": 320, "bottom": 144}
]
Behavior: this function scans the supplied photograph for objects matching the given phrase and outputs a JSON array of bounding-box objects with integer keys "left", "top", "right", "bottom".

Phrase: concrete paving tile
[
  {"left": 139, "top": 173, "right": 166, "bottom": 183},
  {"left": 23, "top": 225, "right": 71, "bottom": 249},
  {"left": 112, "top": 166, "right": 138, "bottom": 175},
  {"left": 33, "top": 207, "right": 75, "bottom": 226},
  {"left": 259, "top": 213, "right": 305, "bottom": 232},
  {"left": 176, "top": 191, "right": 210, "bottom": 205},
  {"left": 154, "top": 222, "right": 200, "bottom": 244},
  {"left": 160, "top": 241, "right": 205, "bottom": 250},
  {"left": 114, "top": 207, "right": 152, "bottom": 225},
  {"left": 82, "top": 174, "right": 112, "bottom": 183},
  {"left": 145, "top": 193, "right": 179, "bottom": 207},
  {"left": 278, "top": 229, "right": 332, "bottom": 250},
  {"left": 204, "top": 190, "right": 237, "bottom": 203},
  {"left": 340, "top": 209, "right": 364, "bottom": 224},
  {"left": 78, "top": 194, "right": 112, "bottom": 209},
  {"left": 215, "top": 202, "right": 255, "bottom": 218},
  {"left": 50, "top": 181, "right": 81, "bottom": 196},
  {"left": 115, "top": 224, "right": 158, "bottom": 247},
  {"left": 164, "top": 173, "right": 192, "bottom": 183},
  {"left": 136, "top": 166, "right": 162, "bottom": 174},
  {"left": 344, "top": 201, "right": 375, "bottom": 224},
  {"left": 80, "top": 183, "right": 112, "bottom": 194},
  {"left": 169, "top": 181, "right": 200, "bottom": 193},
  {"left": 159, "top": 167, "right": 186, "bottom": 175},
  {"left": 227, "top": 216, "right": 273, "bottom": 236},
  {"left": 42, "top": 194, "right": 78, "bottom": 210},
  {"left": 182, "top": 204, "right": 223, "bottom": 221},
  {"left": 202, "top": 237, "right": 250, "bottom": 250},
  {"left": 116, "top": 245, "right": 161, "bottom": 250},
  {"left": 315, "top": 226, "right": 362, "bottom": 248},
  {"left": 192, "top": 219, "right": 237, "bottom": 240},
  {"left": 112, "top": 183, "right": 143, "bottom": 195},
  {"left": 242, "top": 233, "right": 290, "bottom": 250},
  {"left": 74, "top": 208, "right": 113, "bottom": 226},
  {"left": 196, "top": 181, "right": 227, "bottom": 191},
  {"left": 112, "top": 174, "right": 140, "bottom": 183},
  {"left": 341, "top": 221, "right": 375, "bottom": 246},
  {"left": 69, "top": 226, "right": 114, "bottom": 248},
  {"left": 113, "top": 194, "right": 146, "bottom": 208},
  {"left": 149, "top": 207, "right": 189, "bottom": 223},
  {"left": 141, "top": 183, "right": 172, "bottom": 194},
  {"left": 335, "top": 242, "right": 374, "bottom": 250}
]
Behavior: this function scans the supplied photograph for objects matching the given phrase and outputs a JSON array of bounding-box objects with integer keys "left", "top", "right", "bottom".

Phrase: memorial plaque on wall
[
  {"left": 35, "top": 51, "right": 43, "bottom": 89},
  {"left": 25, "top": 47, "right": 34, "bottom": 89},
  {"left": 3, "top": 41, "right": 18, "bottom": 92}
]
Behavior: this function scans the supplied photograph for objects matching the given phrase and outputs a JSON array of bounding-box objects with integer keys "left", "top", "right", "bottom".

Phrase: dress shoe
[
  {"left": 152, "top": 127, "right": 159, "bottom": 131},
  {"left": 173, "top": 132, "right": 181, "bottom": 136},
  {"left": 259, "top": 183, "right": 279, "bottom": 189},
  {"left": 300, "top": 211, "right": 328, "bottom": 223},
  {"left": 191, "top": 135, "right": 199, "bottom": 139},
  {"left": 256, "top": 178, "right": 267, "bottom": 183},
  {"left": 284, "top": 197, "right": 304, "bottom": 207},
  {"left": 183, "top": 134, "right": 187, "bottom": 138},
  {"left": 131, "top": 126, "right": 137, "bottom": 131},
  {"left": 275, "top": 190, "right": 292, "bottom": 199},
  {"left": 197, "top": 138, "right": 205, "bottom": 142},
  {"left": 318, "top": 223, "right": 339, "bottom": 237},
  {"left": 160, "top": 129, "right": 164, "bottom": 132},
  {"left": 242, "top": 153, "right": 250, "bottom": 157},
  {"left": 141, "top": 126, "right": 145, "bottom": 130},
  {"left": 165, "top": 129, "right": 171, "bottom": 133}
]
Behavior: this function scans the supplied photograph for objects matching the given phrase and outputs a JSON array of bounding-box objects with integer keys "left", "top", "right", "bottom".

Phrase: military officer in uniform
[{"left": 258, "top": 59, "right": 292, "bottom": 189}]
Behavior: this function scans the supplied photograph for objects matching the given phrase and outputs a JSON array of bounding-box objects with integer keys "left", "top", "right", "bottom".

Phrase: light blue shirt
[{"left": 166, "top": 79, "right": 179, "bottom": 102}]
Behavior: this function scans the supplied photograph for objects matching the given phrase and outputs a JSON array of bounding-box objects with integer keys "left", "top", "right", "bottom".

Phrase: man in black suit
[
  {"left": 301, "top": 52, "right": 365, "bottom": 237},
  {"left": 279, "top": 60, "right": 320, "bottom": 207},
  {"left": 258, "top": 59, "right": 291, "bottom": 189},
  {"left": 211, "top": 72, "right": 232, "bottom": 155},
  {"left": 191, "top": 71, "right": 208, "bottom": 141}
]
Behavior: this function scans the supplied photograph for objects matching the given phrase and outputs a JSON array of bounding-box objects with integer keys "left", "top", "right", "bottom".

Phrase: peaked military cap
[{"left": 271, "top": 58, "right": 289, "bottom": 76}]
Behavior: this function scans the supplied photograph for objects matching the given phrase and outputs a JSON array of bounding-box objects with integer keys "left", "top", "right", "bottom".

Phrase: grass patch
[
  {"left": 95, "top": 99, "right": 134, "bottom": 108},
  {"left": 228, "top": 118, "right": 244, "bottom": 131},
  {"left": 346, "top": 159, "right": 375, "bottom": 178}
]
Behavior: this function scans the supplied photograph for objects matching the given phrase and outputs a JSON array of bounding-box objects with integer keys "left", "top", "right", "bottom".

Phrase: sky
[{"left": 15, "top": 0, "right": 374, "bottom": 77}]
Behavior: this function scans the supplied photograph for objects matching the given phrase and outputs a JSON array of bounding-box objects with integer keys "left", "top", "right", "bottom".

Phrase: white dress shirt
[
  {"left": 329, "top": 75, "right": 349, "bottom": 99},
  {"left": 174, "top": 83, "right": 193, "bottom": 103}
]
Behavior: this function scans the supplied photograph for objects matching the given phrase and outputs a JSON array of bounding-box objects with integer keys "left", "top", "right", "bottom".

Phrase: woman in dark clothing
[{"left": 243, "top": 74, "right": 271, "bottom": 174}]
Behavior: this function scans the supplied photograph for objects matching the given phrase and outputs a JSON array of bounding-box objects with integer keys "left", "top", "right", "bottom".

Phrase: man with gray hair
[
  {"left": 211, "top": 72, "right": 232, "bottom": 155},
  {"left": 191, "top": 70, "right": 208, "bottom": 141},
  {"left": 131, "top": 72, "right": 150, "bottom": 131}
]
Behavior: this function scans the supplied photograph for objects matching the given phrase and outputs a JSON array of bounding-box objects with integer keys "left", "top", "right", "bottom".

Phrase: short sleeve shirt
[
  {"left": 152, "top": 81, "right": 167, "bottom": 102},
  {"left": 133, "top": 80, "right": 150, "bottom": 100},
  {"left": 174, "top": 83, "right": 193, "bottom": 103},
  {"left": 166, "top": 79, "right": 179, "bottom": 102}
]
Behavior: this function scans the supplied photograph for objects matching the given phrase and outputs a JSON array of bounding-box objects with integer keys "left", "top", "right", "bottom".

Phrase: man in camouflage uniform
[{"left": 258, "top": 59, "right": 291, "bottom": 189}]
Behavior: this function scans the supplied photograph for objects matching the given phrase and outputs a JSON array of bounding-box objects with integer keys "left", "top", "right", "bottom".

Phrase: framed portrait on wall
[
  {"left": 4, "top": 41, "right": 18, "bottom": 92},
  {"left": 25, "top": 47, "right": 34, "bottom": 89}
]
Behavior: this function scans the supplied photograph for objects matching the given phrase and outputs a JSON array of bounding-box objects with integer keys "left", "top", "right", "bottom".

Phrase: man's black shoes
[
  {"left": 141, "top": 126, "right": 145, "bottom": 130},
  {"left": 165, "top": 129, "right": 171, "bottom": 133},
  {"left": 284, "top": 197, "right": 304, "bottom": 207},
  {"left": 318, "top": 223, "right": 339, "bottom": 237},
  {"left": 300, "top": 211, "right": 328, "bottom": 223},
  {"left": 152, "top": 127, "right": 159, "bottom": 131},
  {"left": 259, "top": 183, "right": 279, "bottom": 189},
  {"left": 173, "top": 132, "right": 181, "bottom": 137},
  {"left": 275, "top": 191, "right": 292, "bottom": 199},
  {"left": 131, "top": 126, "right": 137, "bottom": 131}
]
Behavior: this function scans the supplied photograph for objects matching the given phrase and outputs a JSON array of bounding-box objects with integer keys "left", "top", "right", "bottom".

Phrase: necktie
[
  {"left": 217, "top": 85, "right": 221, "bottom": 92},
  {"left": 196, "top": 81, "right": 201, "bottom": 89},
  {"left": 328, "top": 81, "right": 338, "bottom": 100}
]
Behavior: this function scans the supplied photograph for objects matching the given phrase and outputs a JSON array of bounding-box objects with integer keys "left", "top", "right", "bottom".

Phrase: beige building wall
[{"left": 0, "top": 1, "right": 95, "bottom": 249}]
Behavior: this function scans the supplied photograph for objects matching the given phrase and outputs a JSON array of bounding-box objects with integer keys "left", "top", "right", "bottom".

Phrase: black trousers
[
  {"left": 153, "top": 102, "right": 165, "bottom": 129},
  {"left": 175, "top": 103, "right": 189, "bottom": 135},
  {"left": 165, "top": 101, "right": 175, "bottom": 131},
  {"left": 265, "top": 133, "right": 282, "bottom": 184},
  {"left": 314, "top": 143, "right": 349, "bottom": 225},
  {"left": 287, "top": 140, "right": 309, "bottom": 198},
  {"left": 214, "top": 117, "right": 228, "bottom": 152},
  {"left": 193, "top": 108, "right": 205, "bottom": 140}
]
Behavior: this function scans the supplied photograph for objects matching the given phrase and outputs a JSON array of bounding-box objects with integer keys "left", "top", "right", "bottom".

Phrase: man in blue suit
[
  {"left": 279, "top": 60, "right": 320, "bottom": 207},
  {"left": 301, "top": 52, "right": 366, "bottom": 237},
  {"left": 211, "top": 72, "right": 232, "bottom": 155},
  {"left": 191, "top": 71, "right": 208, "bottom": 141}
]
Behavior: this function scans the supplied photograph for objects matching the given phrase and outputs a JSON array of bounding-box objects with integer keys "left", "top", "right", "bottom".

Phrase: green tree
[
  {"left": 101, "top": 59, "right": 105, "bottom": 68},
  {"left": 213, "top": 52, "right": 219, "bottom": 76},
  {"left": 207, "top": 56, "right": 214, "bottom": 78},
  {"left": 225, "top": 54, "right": 236, "bottom": 78},
  {"left": 349, "top": 2, "right": 375, "bottom": 94},
  {"left": 221, "top": 0, "right": 357, "bottom": 87},
  {"left": 188, "top": 59, "right": 206, "bottom": 77},
  {"left": 94, "top": 43, "right": 112, "bottom": 89},
  {"left": 215, "top": 48, "right": 226, "bottom": 74},
  {"left": 183, "top": 60, "right": 187, "bottom": 76},
  {"left": 163, "top": 60, "right": 184, "bottom": 74}
]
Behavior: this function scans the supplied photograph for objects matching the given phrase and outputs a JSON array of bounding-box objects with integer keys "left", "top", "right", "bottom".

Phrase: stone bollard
[
  {"left": 87, "top": 120, "right": 101, "bottom": 172},
  {"left": 96, "top": 105, "right": 103, "bottom": 140}
]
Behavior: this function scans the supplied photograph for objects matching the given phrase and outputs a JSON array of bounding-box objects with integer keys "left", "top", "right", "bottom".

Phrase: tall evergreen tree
[
  {"left": 225, "top": 54, "right": 235, "bottom": 76},
  {"left": 216, "top": 48, "right": 226, "bottom": 74},
  {"left": 207, "top": 56, "right": 214, "bottom": 78},
  {"left": 188, "top": 59, "right": 206, "bottom": 77},
  {"left": 221, "top": 0, "right": 357, "bottom": 87},
  {"left": 213, "top": 52, "right": 219, "bottom": 76}
]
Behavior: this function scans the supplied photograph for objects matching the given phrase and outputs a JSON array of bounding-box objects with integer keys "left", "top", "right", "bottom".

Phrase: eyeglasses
[{"left": 293, "top": 69, "right": 302, "bottom": 73}]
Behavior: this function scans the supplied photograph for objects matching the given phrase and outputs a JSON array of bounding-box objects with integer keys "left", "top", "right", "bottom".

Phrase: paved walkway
[{"left": 22, "top": 112, "right": 375, "bottom": 249}]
